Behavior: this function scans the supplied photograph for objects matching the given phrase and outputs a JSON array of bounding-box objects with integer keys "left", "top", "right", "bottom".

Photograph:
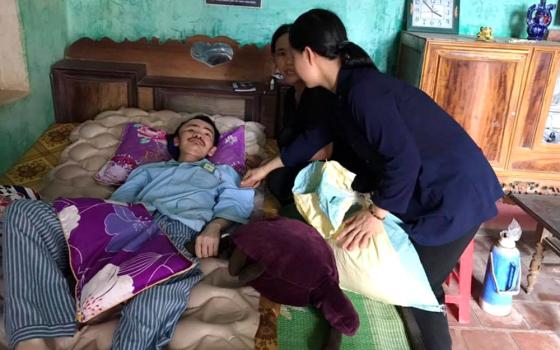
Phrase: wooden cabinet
[{"left": 398, "top": 31, "right": 560, "bottom": 187}]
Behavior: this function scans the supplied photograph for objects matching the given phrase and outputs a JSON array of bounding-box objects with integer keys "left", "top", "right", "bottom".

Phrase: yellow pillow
[{"left": 293, "top": 161, "right": 441, "bottom": 312}]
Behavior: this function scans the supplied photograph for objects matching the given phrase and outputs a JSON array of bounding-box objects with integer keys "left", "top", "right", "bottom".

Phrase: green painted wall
[
  {"left": 66, "top": 0, "right": 556, "bottom": 72},
  {"left": 1, "top": 0, "right": 556, "bottom": 173},
  {"left": 0, "top": 0, "right": 68, "bottom": 173}
]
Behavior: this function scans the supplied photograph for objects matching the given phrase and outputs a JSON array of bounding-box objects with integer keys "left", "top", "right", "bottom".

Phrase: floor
[{"left": 446, "top": 200, "right": 560, "bottom": 350}]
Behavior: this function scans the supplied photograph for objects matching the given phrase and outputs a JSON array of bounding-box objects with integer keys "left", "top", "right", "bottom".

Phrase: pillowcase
[
  {"left": 95, "top": 123, "right": 171, "bottom": 185},
  {"left": 292, "top": 161, "right": 441, "bottom": 312},
  {"left": 207, "top": 126, "right": 246, "bottom": 175},
  {"left": 53, "top": 198, "right": 196, "bottom": 323}
]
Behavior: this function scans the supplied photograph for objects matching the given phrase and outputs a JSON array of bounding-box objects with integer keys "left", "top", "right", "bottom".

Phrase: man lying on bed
[{"left": 3, "top": 116, "right": 255, "bottom": 350}]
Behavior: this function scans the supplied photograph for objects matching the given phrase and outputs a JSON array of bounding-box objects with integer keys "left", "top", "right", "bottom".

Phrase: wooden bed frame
[
  {"left": 50, "top": 36, "right": 289, "bottom": 137},
  {"left": 45, "top": 36, "right": 423, "bottom": 350}
]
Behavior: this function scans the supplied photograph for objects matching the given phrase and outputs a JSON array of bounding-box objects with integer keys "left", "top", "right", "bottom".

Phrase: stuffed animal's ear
[
  {"left": 238, "top": 262, "right": 266, "bottom": 284},
  {"left": 228, "top": 247, "right": 248, "bottom": 276},
  {"left": 228, "top": 247, "right": 265, "bottom": 284}
]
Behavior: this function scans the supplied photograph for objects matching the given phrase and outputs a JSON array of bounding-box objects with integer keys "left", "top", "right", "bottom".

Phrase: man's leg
[
  {"left": 3, "top": 200, "right": 76, "bottom": 348},
  {"left": 408, "top": 225, "right": 479, "bottom": 350},
  {"left": 111, "top": 216, "right": 203, "bottom": 350}
]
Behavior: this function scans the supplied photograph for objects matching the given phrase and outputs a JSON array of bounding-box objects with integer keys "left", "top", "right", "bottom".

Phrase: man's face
[{"left": 175, "top": 119, "right": 217, "bottom": 161}]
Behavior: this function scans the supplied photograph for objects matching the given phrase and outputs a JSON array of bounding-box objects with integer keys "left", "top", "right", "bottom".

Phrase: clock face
[{"left": 411, "top": 0, "right": 455, "bottom": 29}]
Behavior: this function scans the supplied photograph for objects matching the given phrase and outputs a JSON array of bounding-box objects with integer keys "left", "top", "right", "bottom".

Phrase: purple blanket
[{"left": 53, "top": 198, "right": 195, "bottom": 323}]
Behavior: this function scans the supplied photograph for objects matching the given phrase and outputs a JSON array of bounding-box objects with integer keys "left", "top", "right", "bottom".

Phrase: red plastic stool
[{"left": 444, "top": 239, "right": 474, "bottom": 324}]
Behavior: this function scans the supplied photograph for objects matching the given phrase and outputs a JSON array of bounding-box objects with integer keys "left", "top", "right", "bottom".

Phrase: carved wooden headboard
[{"left": 51, "top": 36, "right": 286, "bottom": 137}]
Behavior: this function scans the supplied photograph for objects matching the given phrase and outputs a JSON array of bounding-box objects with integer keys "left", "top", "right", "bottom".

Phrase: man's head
[{"left": 172, "top": 116, "right": 220, "bottom": 162}]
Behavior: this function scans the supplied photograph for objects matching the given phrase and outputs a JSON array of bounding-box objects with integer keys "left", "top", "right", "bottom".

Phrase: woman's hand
[
  {"left": 240, "top": 167, "right": 268, "bottom": 188},
  {"left": 195, "top": 222, "right": 221, "bottom": 258},
  {"left": 240, "top": 156, "right": 285, "bottom": 188},
  {"left": 336, "top": 209, "right": 384, "bottom": 251}
]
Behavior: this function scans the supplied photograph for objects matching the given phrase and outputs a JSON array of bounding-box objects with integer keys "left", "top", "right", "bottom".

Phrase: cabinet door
[
  {"left": 508, "top": 49, "right": 560, "bottom": 182},
  {"left": 420, "top": 45, "right": 530, "bottom": 169}
]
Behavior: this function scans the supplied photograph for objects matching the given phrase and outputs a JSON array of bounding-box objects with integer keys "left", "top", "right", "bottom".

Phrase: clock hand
[{"left": 422, "top": 0, "right": 443, "bottom": 17}]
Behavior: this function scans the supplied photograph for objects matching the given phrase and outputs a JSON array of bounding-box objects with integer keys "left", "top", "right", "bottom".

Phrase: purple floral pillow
[
  {"left": 208, "top": 126, "right": 246, "bottom": 175},
  {"left": 95, "top": 123, "right": 171, "bottom": 185},
  {"left": 53, "top": 198, "right": 195, "bottom": 323}
]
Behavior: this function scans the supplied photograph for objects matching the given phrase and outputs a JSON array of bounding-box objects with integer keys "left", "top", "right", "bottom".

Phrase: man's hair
[{"left": 173, "top": 115, "right": 220, "bottom": 146}]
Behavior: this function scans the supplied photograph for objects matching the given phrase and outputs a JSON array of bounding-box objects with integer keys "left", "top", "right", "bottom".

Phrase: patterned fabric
[
  {"left": 0, "top": 185, "right": 40, "bottom": 219},
  {"left": 96, "top": 123, "right": 171, "bottom": 186},
  {"left": 52, "top": 198, "right": 196, "bottom": 323},
  {"left": 277, "top": 292, "right": 411, "bottom": 350},
  {"left": 502, "top": 181, "right": 560, "bottom": 196},
  {"left": 3, "top": 199, "right": 202, "bottom": 349},
  {"left": 254, "top": 297, "right": 280, "bottom": 350},
  {"left": 208, "top": 126, "right": 246, "bottom": 175},
  {"left": 0, "top": 123, "right": 77, "bottom": 189}
]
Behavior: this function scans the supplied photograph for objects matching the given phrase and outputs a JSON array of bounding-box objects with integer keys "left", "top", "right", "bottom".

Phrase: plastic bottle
[{"left": 479, "top": 219, "right": 522, "bottom": 316}]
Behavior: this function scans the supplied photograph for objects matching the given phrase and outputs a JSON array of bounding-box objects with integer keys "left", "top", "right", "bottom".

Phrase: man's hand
[
  {"left": 336, "top": 209, "right": 384, "bottom": 251},
  {"left": 195, "top": 222, "right": 221, "bottom": 258}
]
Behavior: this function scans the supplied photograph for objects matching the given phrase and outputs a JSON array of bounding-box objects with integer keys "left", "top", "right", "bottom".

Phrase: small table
[{"left": 508, "top": 193, "right": 560, "bottom": 293}]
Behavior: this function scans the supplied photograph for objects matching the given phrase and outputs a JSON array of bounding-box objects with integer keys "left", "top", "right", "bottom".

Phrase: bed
[{"left": 0, "top": 36, "right": 413, "bottom": 350}]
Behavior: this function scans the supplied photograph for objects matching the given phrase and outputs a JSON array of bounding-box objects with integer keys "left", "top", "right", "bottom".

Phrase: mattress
[
  {"left": 0, "top": 111, "right": 279, "bottom": 350},
  {"left": 0, "top": 111, "right": 415, "bottom": 350}
]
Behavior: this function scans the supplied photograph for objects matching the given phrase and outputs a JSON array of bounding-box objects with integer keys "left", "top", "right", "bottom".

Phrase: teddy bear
[{"left": 227, "top": 217, "right": 359, "bottom": 350}]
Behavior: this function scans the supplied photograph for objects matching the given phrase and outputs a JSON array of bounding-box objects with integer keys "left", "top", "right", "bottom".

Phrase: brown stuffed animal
[{"left": 227, "top": 217, "right": 359, "bottom": 350}]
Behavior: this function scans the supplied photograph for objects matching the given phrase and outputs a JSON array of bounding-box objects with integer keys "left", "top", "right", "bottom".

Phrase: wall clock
[{"left": 406, "top": 0, "right": 460, "bottom": 34}]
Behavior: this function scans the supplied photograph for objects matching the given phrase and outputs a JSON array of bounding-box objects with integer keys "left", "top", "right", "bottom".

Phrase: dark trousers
[
  {"left": 267, "top": 166, "right": 305, "bottom": 206},
  {"left": 407, "top": 225, "right": 479, "bottom": 350}
]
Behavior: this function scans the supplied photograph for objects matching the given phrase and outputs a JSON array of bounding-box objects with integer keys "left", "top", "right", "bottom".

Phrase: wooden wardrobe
[{"left": 398, "top": 31, "right": 560, "bottom": 188}]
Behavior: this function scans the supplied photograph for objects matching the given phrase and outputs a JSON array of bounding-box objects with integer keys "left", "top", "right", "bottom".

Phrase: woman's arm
[
  {"left": 240, "top": 156, "right": 285, "bottom": 188},
  {"left": 351, "top": 88, "right": 421, "bottom": 214}
]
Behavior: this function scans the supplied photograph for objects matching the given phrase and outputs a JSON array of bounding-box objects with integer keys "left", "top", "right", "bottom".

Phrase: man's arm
[
  {"left": 195, "top": 166, "right": 254, "bottom": 258},
  {"left": 212, "top": 166, "right": 255, "bottom": 224},
  {"left": 109, "top": 166, "right": 150, "bottom": 203},
  {"left": 195, "top": 217, "right": 232, "bottom": 258}
]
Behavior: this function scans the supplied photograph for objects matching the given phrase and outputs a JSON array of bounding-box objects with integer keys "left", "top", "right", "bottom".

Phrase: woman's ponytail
[{"left": 337, "top": 41, "right": 377, "bottom": 69}]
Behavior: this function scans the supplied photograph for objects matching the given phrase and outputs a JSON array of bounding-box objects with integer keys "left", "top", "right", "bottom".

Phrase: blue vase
[{"left": 527, "top": 0, "right": 557, "bottom": 40}]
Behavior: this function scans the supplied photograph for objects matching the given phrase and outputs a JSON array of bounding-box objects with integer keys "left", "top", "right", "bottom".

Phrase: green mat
[{"left": 277, "top": 291, "right": 411, "bottom": 350}]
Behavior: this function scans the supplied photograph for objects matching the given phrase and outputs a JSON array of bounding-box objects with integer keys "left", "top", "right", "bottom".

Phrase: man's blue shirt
[{"left": 110, "top": 159, "right": 254, "bottom": 232}]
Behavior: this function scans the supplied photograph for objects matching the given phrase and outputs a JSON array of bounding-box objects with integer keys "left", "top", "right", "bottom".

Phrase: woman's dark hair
[
  {"left": 289, "top": 9, "right": 376, "bottom": 69},
  {"left": 271, "top": 24, "right": 291, "bottom": 54}
]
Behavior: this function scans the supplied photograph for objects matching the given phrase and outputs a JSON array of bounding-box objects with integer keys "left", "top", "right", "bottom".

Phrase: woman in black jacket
[{"left": 246, "top": 9, "right": 504, "bottom": 350}]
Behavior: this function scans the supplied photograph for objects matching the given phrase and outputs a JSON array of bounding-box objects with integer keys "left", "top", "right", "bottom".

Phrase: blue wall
[
  {"left": 0, "top": 0, "right": 68, "bottom": 173},
  {"left": 66, "top": 1, "right": 551, "bottom": 73},
  {"left": 1, "top": 0, "right": 556, "bottom": 173}
]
